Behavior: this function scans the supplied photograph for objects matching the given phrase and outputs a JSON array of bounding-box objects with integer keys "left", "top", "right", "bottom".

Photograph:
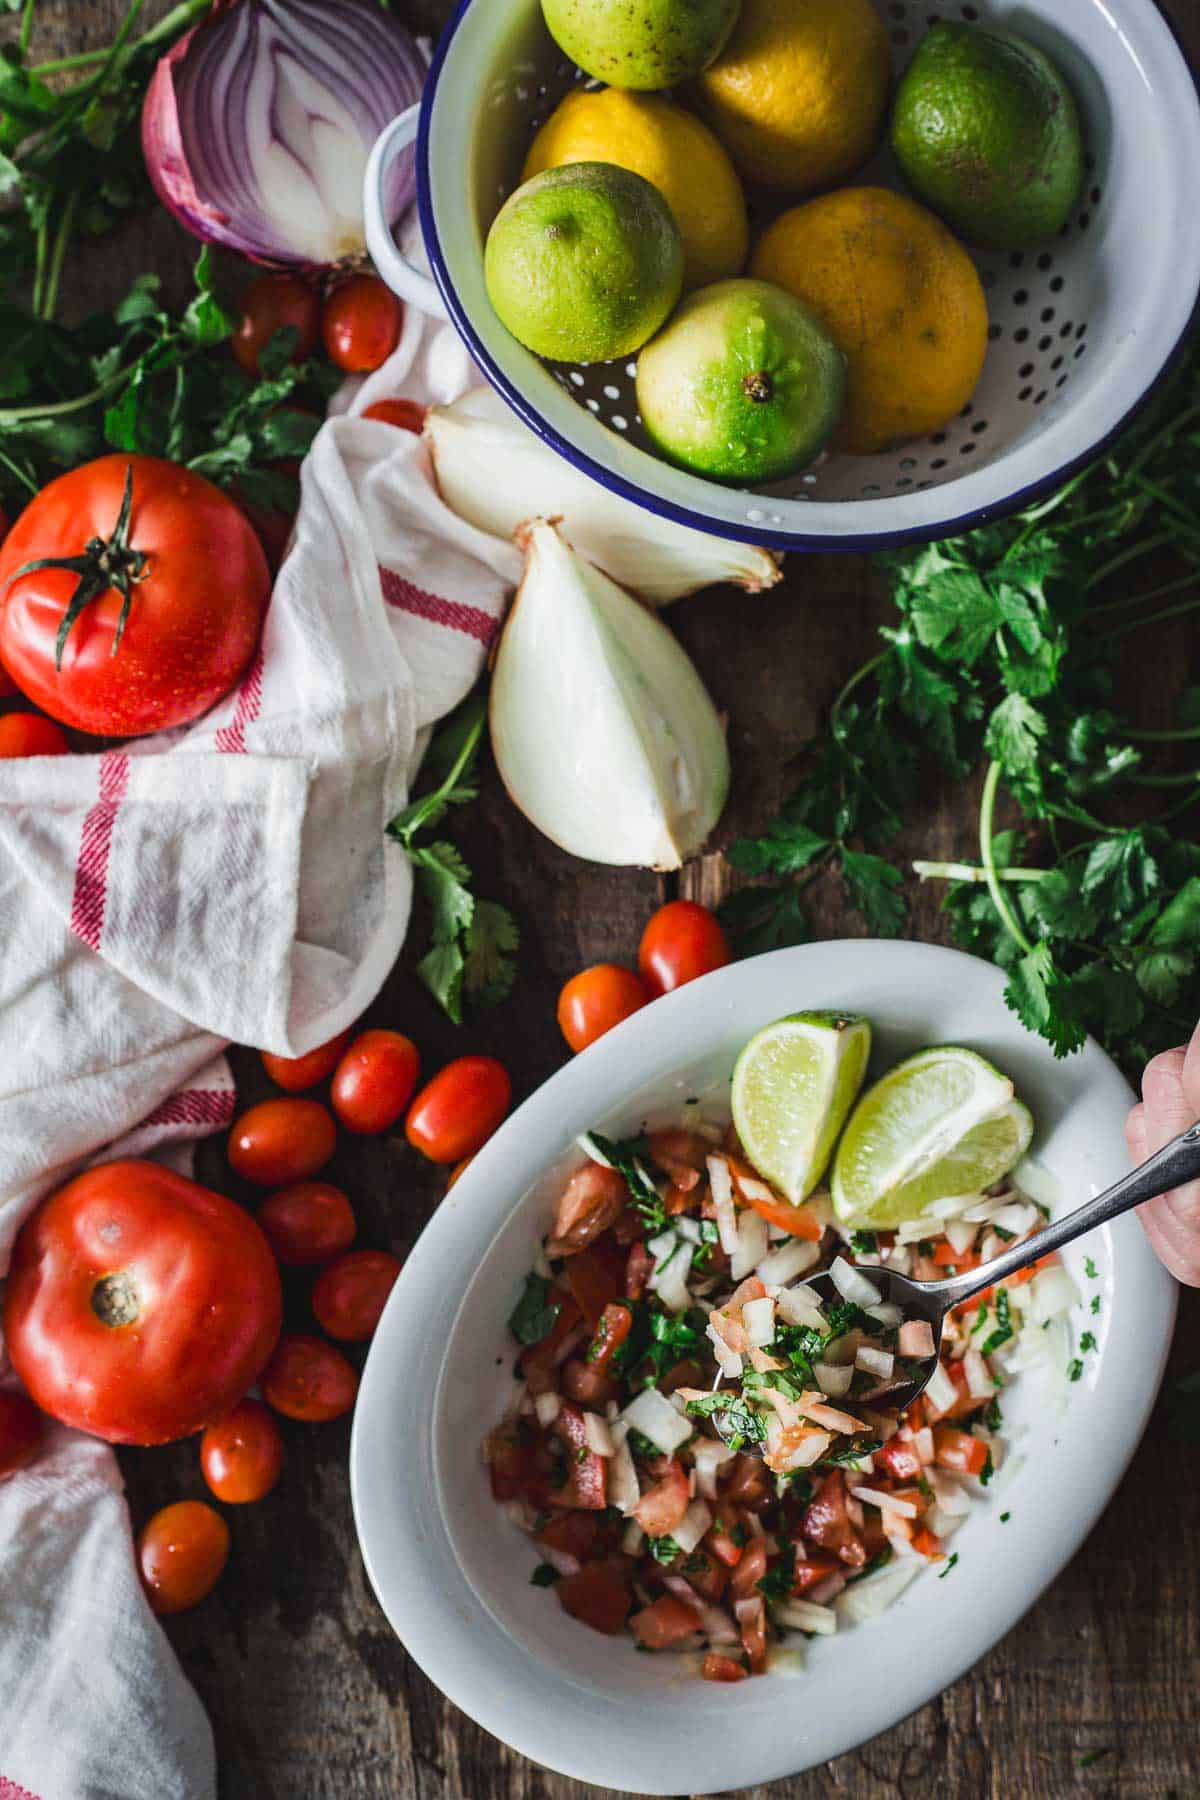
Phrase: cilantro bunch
[{"left": 723, "top": 335, "right": 1200, "bottom": 1071}]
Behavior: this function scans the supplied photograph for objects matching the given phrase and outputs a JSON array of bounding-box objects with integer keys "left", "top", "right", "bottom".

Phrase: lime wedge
[
  {"left": 831, "top": 1047, "right": 1030, "bottom": 1228},
  {"left": 731, "top": 1011, "right": 872, "bottom": 1203}
]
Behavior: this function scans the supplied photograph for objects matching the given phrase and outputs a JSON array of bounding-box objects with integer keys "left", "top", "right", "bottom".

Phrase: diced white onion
[
  {"left": 774, "top": 1281, "right": 826, "bottom": 1328},
  {"left": 961, "top": 1196, "right": 1003, "bottom": 1224},
  {"left": 648, "top": 1233, "right": 694, "bottom": 1315},
  {"left": 767, "top": 1221, "right": 791, "bottom": 1243},
  {"left": 662, "top": 1579, "right": 739, "bottom": 1645},
  {"left": 924, "top": 1502, "right": 966, "bottom": 1539},
  {"left": 855, "top": 1345, "right": 894, "bottom": 1381},
  {"left": 532, "top": 1242, "right": 552, "bottom": 1279},
  {"left": 830, "top": 1256, "right": 881, "bottom": 1307},
  {"left": 707, "top": 1156, "right": 740, "bottom": 1255},
  {"left": 540, "top": 1547, "right": 581, "bottom": 1577},
  {"left": 619, "top": 1387, "right": 693, "bottom": 1455},
  {"left": 503, "top": 1498, "right": 538, "bottom": 1531},
  {"left": 608, "top": 1435, "right": 641, "bottom": 1515},
  {"left": 775, "top": 1599, "right": 838, "bottom": 1636},
  {"left": 769, "top": 1646, "right": 808, "bottom": 1675},
  {"left": 807, "top": 1569, "right": 848, "bottom": 1606},
  {"left": 757, "top": 1237, "right": 821, "bottom": 1286},
  {"left": 622, "top": 1519, "right": 645, "bottom": 1555},
  {"left": 913, "top": 1425, "right": 935, "bottom": 1464},
  {"left": 691, "top": 1437, "right": 736, "bottom": 1500},
  {"left": 990, "top": 1201, "right": 1039, "bottom": 1237},
  {"left": 923, "top": 1360, "right": 958, "bottom": 1419},
  {"left": 885, "top": 1244, "right": 912, "bottom": 1274},
  {"left": 583, "top": 1412, "right": 615, "bottom": 1456},
  {"left": 674, "top": 1215, "right": 704, "bottom": 1244},
  {"left": 849, "top": 1485, "right": 919, "bottom": 1520},
  {"left": 866, "top": 1301, "right": 903, "bottom": 1328},
  {"left": 706, "top": 1318, "right": 743, "bottom": 1380},
  {"left": 783, "top": 1429, "right": 832, "bottom": 1470},
  {"left": 1028, "top": 1264, "right": 1080, "bottom": 1323},
  {"left": 929, "top": 1195, "right": 968, "bottom": 1220},
  {"left": 534, "top": 1391, "right": 561, "bottom": 1429},
  {"left": 813, "top": 1362, "right": 853, "bottom": 1398},
  {"left": 731, "top": 1209, "right": 770, "bottom": 1280},
  {"left": 945, "top": 1219, "right": 978, "bottom": 1256},
  {"left": 928, "top": 1469, "right": 971, "bottom": 1516},
  {"left": 836, "top": 1563, "right": 919, "bottom": 1623},
  {"left": 671, "top": 1499, "right": 714, "bottom": 1556},
  {"left": 899, "top": 1319, "right": 936, "bottom": 1359},
  {"left": 963, "top": 1348, "right": 995, "bottom": 1400},
  {"left": 742, "top": 1296, "right": 777, "bottom": 1348},
  {"left": 819, "top": 1327, "right": 863, "bottom": 1367}
]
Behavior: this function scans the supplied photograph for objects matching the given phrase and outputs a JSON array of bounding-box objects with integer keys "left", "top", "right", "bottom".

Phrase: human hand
[{"left": 1125, "top": 1021, "right": 1200, "bottom": 1287}]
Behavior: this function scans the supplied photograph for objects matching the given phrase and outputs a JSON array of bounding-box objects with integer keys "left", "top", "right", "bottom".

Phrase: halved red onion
[{"left": 142, "top": 0, "right": 425, "bottom": 270}]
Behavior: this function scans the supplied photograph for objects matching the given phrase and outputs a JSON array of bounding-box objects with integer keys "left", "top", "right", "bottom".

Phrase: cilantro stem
[
  {"left": 0, "top": 365, "right": 136, "bottom": 426},
  {"left": 19, "top": 0, "right": 36, "bottom": 56},
  {"left": 1091, "top": 571, "right": 1199, "bottom": 616},
  {"left": 1125, "top": 770, "right": 1199, "bottom": 789},
  {"left": 979, "top": 762, "right": 1034, "bottom": 955},
  {"left": 1126, "top": 401, "right": 1200, "bottom": 480},
  {"left": 0, "top": 447, "right": 39, "bottom": 499},
  {"left": 1127, "top": 723, "right": 1200, "bottom": 743},
  {"left": 30, "top": 219, "right": 48, "bottom": 320},
  {"left": 1085, "top": 529, "right": 1179, "bottom": 591},
  {"left": 1102, "top": 595, "right": 1200, "bottom": 639},
  {"left": 38, "top": 188, "right": 78, "bottom": 323},
  {"left": 913, "top": 860, "right": 1047, "bottom": 885},
  {"left": 29, "top": 0, "right": 207, "bottom": 75},
  {"left": 831, "top": 650, "right": 887, "bottom": 722}
]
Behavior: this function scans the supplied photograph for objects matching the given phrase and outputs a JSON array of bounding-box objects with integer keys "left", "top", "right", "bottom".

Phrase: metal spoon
[{"left": 715, "top": 1118, "right": 1200, "bottom": 1450}]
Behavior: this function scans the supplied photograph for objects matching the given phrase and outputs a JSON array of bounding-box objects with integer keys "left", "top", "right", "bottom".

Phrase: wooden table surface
[{"left": 18, "top": 2, "right": 1200, "bottom": 1795}]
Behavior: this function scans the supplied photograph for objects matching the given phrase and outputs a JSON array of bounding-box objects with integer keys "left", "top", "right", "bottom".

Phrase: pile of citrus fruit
[{"left": 484, "top": 0, "right": 1086, "bottom": 484}]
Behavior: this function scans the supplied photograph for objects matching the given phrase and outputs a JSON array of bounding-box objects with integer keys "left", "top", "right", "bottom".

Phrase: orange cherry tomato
[
  {"left": 261, "top": 1029, "right": 353, "bottom": 1093},
  {"left": 228, "top": 1098, "right": 336, "bottom": 1188},
  {"left": 311, "top": 1249, "right": 402, "bottom": 1342},
  {"left": 362, "top": 398, "right": 426, "bottom": 433},
  {"left": 232, "top": 273, "right": 320, "bottom": 376},
  {"left": 0, "top": 1390, "right": 44, "bottom": 1478},
  {"left": 404, "top": 1056, "right": 512, "bottom": 1164},
  {"left": 322, "top": 276, "right": 403, "bottom": 373},
  {"left": 200, "top": 1398, "right": 284, "bottom": 1504},
  {"left": 638, "top": 900, "right": 731, "bottom": 997},
  {"left": 557, "top": 963, "right": 650, "bottom": 1053},
  {"left": 255, "top": 1181, "right": 356, "bottom": 1266},
  {"left": 330, "top": 1029, "right": 420, "bottom": 1135},
  {"left": 261, "top": 1333, "right": 358, "bottom": 1422},
  {"left": 138, "top": 1500, "right": 230, "bottom": 1615},
  {"left": 0, "top": 713, "right": 70, "bottom": 757}
]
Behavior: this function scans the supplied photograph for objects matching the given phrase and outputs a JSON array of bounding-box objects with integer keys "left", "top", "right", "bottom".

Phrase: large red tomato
[
  {"left": 0, "top": 456, "right": 269, "bottom": 737},
  {"left": 2, "top": 1160, "right": 282, "bottom": 1444}
]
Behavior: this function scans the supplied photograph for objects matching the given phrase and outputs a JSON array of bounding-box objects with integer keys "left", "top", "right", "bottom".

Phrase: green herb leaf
[{"left": 507, "top": 1273, "right": 561, "bottom": 1347}]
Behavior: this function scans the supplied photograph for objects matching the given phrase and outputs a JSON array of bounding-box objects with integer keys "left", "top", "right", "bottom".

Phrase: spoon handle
[{"left": 932, "top": 1119, "right": 1200, "bottom": 1311}]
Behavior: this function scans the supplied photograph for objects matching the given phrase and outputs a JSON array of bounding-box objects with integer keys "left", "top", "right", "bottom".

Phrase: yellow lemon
[
  {"left": 524, "top": 87, "right": 748, "bottom": 290},
  {"left": 695, "top": 0, "right": 891, "bottom": 195},
  {"left": 751, "top": 186, "right": 988, "bottom": 453}
]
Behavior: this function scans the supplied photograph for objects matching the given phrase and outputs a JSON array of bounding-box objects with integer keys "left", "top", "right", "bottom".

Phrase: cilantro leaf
[{"left": 507, "top": 1274, "right": 561, "bottom": 1347}]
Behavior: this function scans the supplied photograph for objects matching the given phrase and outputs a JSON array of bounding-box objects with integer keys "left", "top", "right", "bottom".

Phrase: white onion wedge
[{"left": 426, "top": 386, "right": 782, "bottom": 605}]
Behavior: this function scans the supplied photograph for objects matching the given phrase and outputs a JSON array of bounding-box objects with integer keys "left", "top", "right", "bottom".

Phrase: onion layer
[{"left": 143, "top": 0, "right": 424, "bottom": 269}]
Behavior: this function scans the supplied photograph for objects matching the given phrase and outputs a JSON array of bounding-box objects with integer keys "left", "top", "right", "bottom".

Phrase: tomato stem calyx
[{"left": 6, "top": 465, "right": 149, "bottom": 670}]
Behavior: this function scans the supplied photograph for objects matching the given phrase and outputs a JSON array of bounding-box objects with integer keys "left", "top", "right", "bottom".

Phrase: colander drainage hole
[
  {"left": 1056, "top": 375, "right": 1069, "bottom": 389},
  {"left": 1019, "top": 362, "right": 1034, "bottom": 377},
  {"left": 930, "top": 457, "right": 947, "bottom": 469},
  {"left": 988, "top": 323, "right": 1002, "bottom": 340},
  {"left": 612, "top": 415, "right": 628, "bottom": 430},
  {"left": 1013, "top": 288, "right": 1029, "bottom": 305},
  {"left": 1037, "top": 253, "right": 1053, "bottom": 271},
  {"left": 891, "top": 26, "right": 910, "bottom": 44},
  {"left": 971, "top": 419, "right": 988, "bottom": 434},
  {"left": 1051, "top": 355, "right": 1064, "bottom": 371},
  {"left": 1074, "top": 344, "right": 1087, "bottom": 359},
  {"left": 1040, "top": 307, "right": 1055, "bottom": 323},
  {"left": 1019, "top": 387, "right": 1033, "bottom": 401},
  {"left": 1013, "top": 327, "right": 1029, "bottom": 343},
  {"left": 1038, "top": 335, "right": 1053, "bottom": 351},
  {"left": 1034, "top": 390, "right": 1048, "bottom": 404},
  {"left": 1050, "top": 276, "right": 1064, "bottom": 293},
  {"left": 960, "top": 441, "right": 976, "bottom": 454},
  {"left": 569, "top": 371, "right": 584, "bottom": 387}
]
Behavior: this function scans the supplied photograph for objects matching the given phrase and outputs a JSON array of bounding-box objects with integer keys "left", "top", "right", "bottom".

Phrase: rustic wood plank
[{"left": 9, "top": 2, "right": 1200, "bottom": 1795}]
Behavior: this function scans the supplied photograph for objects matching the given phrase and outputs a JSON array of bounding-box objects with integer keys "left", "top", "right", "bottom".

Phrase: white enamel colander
[{"left": 365, "top": 0, "right": 1200, "bottom": 550}]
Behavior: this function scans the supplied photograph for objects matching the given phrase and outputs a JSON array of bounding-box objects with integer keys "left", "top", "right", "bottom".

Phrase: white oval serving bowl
[{"left": 351, "top": 939, "right": 1176, "bottom": 1794}]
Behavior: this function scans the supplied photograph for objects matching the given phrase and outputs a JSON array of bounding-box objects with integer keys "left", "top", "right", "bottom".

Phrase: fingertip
[{"left": 1125, "top": 1100, "right": 1146, "bottom": 1162}]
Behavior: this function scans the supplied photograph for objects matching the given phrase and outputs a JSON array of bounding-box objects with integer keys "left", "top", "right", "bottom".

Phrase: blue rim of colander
[{"left": 415, "top": 0, "right": 1200, "bottom": 554}]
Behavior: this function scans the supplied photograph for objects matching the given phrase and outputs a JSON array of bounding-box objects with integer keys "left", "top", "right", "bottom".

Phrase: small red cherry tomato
[
  {"left": 255, "top": 1181, "right": 356, "bottom": 1266},
  {"left": 311, "top": 1249, "right": 403, "bottom": 1342},
  {"left": 228, "top": 1098, "right": 336, "bottom": 1187},
  {"left": 261, "top": 1333, "right": 358, "bottom": 1422},
  {"left": 0, "top": 1390, "right": 44, "bottom": 1478},
  {"left": 361, "top": 398, "right": 426, "bottom": 433},
  {"left": 0, "top": 714, "right": 70, "bottom": 757},
  {"left": 330, "top": 1029, "right": 420, "bottom": 1135},
  {"left": 261, "top": 1029, "right": 353, "bottom": 1093},
  {"left": 404, "top": 1056, "right": 512, "bottom": 1164},
  {"left": 638, "top": 900, "right": 731, "bottom": 997},
  {"left": 557, "top": 963, "right": 650, "bottom": 1053},
  {"left": 321, "top": 276, "right": 403, "bottom": 373},
  {"left": 200, "top": 1398, "right": 284, "bottom": 1504},
  {"left": 138, "top": 1500, "right": 230, "bottom": 1615},
  {"left": 232, "top": 273, "right": 320, "bottom": 376}
]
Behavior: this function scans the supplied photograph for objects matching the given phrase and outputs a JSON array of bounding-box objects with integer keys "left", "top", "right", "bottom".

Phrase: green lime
[
  {"left": 485, "top": 163, "right": 684, "bottom": 364},
  {"left": 732, "top": 1011, "right": 872, "bottom": 1204},
  {"left": 891, "top": 22, "right": 1085, "bottom": 249},
  {"left": 540, "top": 0, "right": 740, "bottom": 91},
  {"left": 636, "top": 278, "right": 845, "bottom": 484},
  {"left": 831, "top": 1047, "right": 1030, "bottom": 1227}
]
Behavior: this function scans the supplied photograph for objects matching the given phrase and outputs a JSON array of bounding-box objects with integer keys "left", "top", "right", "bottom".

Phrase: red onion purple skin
[{"left": 141, "top": 0, "right": 423, "bottom": 273}]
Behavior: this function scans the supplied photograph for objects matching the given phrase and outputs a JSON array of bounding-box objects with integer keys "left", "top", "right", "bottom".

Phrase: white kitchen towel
[{"left": 0, "top": 303, "right": 522, "bottom": 1800}]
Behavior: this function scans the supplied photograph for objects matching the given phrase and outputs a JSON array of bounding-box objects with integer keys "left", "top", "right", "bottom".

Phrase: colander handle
[{"left": 364, "top": 106, "right": 449, "bottom": 322}]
